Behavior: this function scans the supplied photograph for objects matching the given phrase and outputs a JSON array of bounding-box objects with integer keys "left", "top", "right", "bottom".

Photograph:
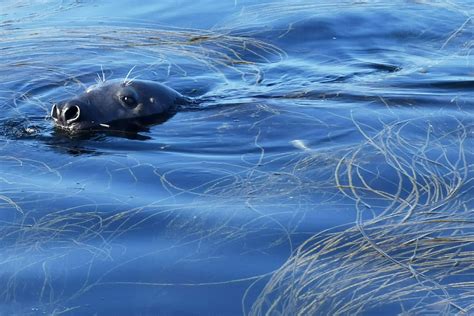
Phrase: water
[{"left": 1, "top": 1, "right": 473, "bottom": 315}]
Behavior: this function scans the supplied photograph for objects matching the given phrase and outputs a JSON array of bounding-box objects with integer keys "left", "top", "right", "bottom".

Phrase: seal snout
[{"left": 51, "top": 102, "right": 81, "bottom": 127}]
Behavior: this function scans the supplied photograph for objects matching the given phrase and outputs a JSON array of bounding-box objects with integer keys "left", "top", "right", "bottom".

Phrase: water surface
[{"left": 0, "top": 1, "right": 473, "bottom": 315}]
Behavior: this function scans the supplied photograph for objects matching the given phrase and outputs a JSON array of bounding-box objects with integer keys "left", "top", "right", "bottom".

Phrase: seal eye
[{"left": 120, "top": 95, "right": 137, "bottom": 107}]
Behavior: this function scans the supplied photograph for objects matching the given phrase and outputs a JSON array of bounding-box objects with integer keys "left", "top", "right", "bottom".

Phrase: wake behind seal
[{"left": 51, "top": 79, "right": 191, "bottom": 131}]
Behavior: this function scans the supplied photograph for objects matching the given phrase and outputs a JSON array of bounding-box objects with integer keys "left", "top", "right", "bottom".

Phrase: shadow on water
[{"left": 0, "top": 0, "right": 473, "bottom": 315}]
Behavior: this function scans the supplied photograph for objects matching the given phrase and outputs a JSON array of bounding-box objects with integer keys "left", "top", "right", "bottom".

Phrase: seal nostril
[
  {"left": 64, "top": 105, "right": 81, "bottom": 124},
  {"left": 51, "top": 104, "right": 59, "bottom": 121}
]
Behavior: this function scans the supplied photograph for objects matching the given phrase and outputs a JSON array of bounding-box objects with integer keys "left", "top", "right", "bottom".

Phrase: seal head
[{"left": 51, "top": 79, "right": 188, "bottom": 131}]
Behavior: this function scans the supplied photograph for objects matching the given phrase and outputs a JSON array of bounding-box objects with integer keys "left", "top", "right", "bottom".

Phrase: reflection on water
[{"left": 0, "top": 0, "right": 473, "bottom": 315}]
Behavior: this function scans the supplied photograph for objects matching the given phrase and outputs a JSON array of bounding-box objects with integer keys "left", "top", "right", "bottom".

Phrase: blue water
[{"left": 1, "top": 1, "right": 473, "bottom": 315}]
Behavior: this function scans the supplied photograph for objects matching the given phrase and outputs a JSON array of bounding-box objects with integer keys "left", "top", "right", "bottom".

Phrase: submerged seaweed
[
  {"left": 0, "top": 0, "right": 473, "bottom": 315},
  {"left": 249, "top": 115, "right": 473, "bottom": 315}
]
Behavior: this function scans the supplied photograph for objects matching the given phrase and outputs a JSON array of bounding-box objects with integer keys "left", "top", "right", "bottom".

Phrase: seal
[{"left": 51, "top": 79, "right": 190, "bottom": 131}]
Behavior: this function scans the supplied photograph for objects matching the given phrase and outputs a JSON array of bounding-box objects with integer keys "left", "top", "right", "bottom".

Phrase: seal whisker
[
  {"left": 101, "top": 65, "right": 106, "bottom": 83},
  {"left": 126, "top": 75, "right": 140, "bottom": 86},
  {"left": 95, "top": 65, "right": 107, "bottom": 86},
  {"left": 124, "top": 65, "right": 137, "bottom": 86}
]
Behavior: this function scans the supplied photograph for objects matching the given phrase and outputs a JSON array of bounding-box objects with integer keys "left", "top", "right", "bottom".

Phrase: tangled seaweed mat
[{"left": 249, "top": 115, "right": 473, "bottom": 315}]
